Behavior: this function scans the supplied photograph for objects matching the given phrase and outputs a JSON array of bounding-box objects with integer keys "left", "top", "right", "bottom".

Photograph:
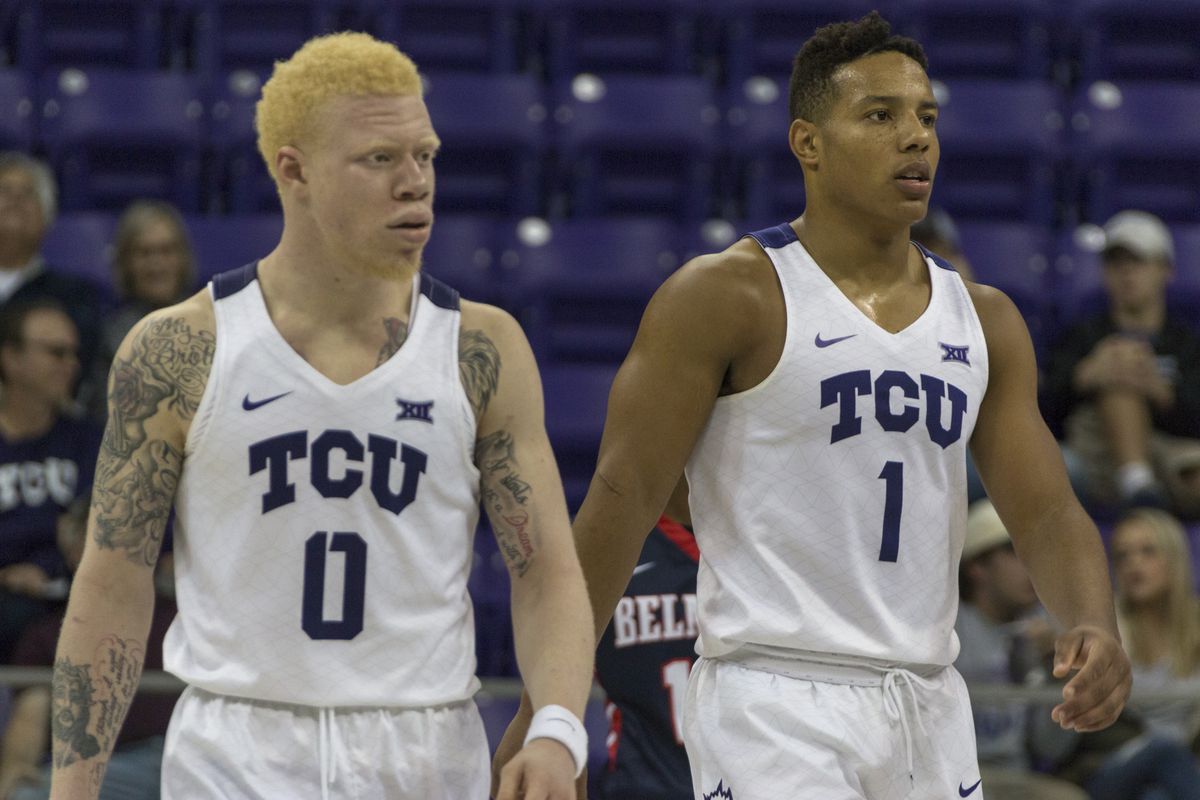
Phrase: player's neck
[
  {"left": 794, "top": 207, "right": 914, "bottom": 286},
  {"left": 258, "top": 242, "right": 418, "bottom": 325}
]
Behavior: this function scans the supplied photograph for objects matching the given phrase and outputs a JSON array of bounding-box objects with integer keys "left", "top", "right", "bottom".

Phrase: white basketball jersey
[
  {"left": 164, "top": 263, "right": 482, "bottom": 707},
  {"left": 686, "top": 224, "right": 989, "bottom": 668}
]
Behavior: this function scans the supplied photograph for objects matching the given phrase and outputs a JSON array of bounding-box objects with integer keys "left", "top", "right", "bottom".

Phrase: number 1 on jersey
[{"left": 878, "top": 461, "right": 903, "bottom": 562}]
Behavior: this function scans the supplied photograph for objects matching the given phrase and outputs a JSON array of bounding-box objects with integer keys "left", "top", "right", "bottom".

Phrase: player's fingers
[
  {"left": 1054, "top": 650, "right": 1128, "bottom": 727},
  {"left": 1065, "top": 677, "right": 1132, "bottom": 732},
  {"left": 494, "top": 761, "right": 524, "bottom": 800},
  {"left": 1052, "top": 630, "right": 1086, "bottom": 678}
]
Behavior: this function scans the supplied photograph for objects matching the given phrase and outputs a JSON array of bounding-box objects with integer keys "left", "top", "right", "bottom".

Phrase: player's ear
[
  {"left": 275, "top": 146, "right": 308, "bottom": 192},
  {"left": 790, "top": 117, "right": 820, "bottom": 170}
]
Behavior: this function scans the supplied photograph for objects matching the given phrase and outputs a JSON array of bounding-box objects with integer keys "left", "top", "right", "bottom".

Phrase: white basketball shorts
[
  {"left": 162, "top": 686, "right": 490, "bottom": 799},
  {"left": 683, "top": 656, "right": 984, "bottom": 800}
]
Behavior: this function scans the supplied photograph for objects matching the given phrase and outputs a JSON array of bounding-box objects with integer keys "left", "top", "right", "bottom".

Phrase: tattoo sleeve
[
  {"left": 459, "top": 328, "right": 501, "bottom": 420},
  {"left": 51, "top": 636, "right": 144, "bottom": 778},
  {"left": 377, "top": 317, "right": 409, "bottom": 365},
  {"left": 476, "top": 430, "right": 536, "bottom": 578},
  {"left": 93, "top": 316, "right": 213, "bottom": 565}
]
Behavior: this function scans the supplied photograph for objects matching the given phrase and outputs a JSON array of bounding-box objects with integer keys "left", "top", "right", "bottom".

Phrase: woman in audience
[
  {"left": 87, "top": 200, "right": 195, "bottom": 418},
  {"left": 1063, "top": 508, "right": 1200, "bottom": 799}
]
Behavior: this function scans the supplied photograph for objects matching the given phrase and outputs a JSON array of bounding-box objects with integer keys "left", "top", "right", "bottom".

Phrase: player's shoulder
[
  {"left": 120, "top": 289, "right": 215, "bottom": 354},
  {"left": 654, "top": 236, "right": 778, "bottom": 323},
  {"left": 458, "top": 298, "right": 526, "bottom": 354}
]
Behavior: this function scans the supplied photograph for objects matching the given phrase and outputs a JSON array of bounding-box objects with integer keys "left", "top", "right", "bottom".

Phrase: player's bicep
[
  {"left": 590, "top": 266, "right": 736, "bottom": 507},
  {"left": 969, "top": 287, "right": 1074, "bottom": 528},
  {"left": 467, "top": 310, "right": 572, "bottom": 581},
  {"left": 86, "top": 311, "right": 213, "bottom": 571}
]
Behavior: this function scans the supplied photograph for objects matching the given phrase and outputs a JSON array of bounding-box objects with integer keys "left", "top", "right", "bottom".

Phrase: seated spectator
[
  {"left": 0, "top": 299, "right": 100, "bottom": 662},
  {"left": 955, "top": 500, "right": 1086, "bottom": 800},
  {"left": 1057, "top": 508, "right": 1200, "bottom": 799},
  {"left": 1042, "top": 211, "right": 1200, "bottom": 516},
  {"left": 0, "top": 153, "right": 107, "bottom": 404},
  {"left": 87, "top": 200, "right": 195, "bottom": 420},
  {"left": 0, "top": 492, "right": 178, "bottom": 800}
]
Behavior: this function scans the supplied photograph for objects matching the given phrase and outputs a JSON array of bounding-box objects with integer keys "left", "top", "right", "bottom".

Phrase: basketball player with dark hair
[
  {"left": 49, "top": 33, "right": 592, "bottom": 800},
  {"left": 499, "top": 12, "right": 1130, "bottom": 799}
]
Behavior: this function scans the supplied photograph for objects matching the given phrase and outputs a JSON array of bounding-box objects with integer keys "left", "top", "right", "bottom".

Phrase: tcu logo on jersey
[
  {"left": 248, "top": 429, "right": 427, "bottom": 514},
  {"left": 820, "top": 369, "right": 968, "bottom": 448}
]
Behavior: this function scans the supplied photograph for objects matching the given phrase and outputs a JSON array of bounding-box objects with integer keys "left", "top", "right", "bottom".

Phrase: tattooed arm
[
  {"left": 460, "top": 303, "right": 593, "bottom": 800},
  {"left": 50, "top": 294, "right": 215, "bottom": 800}
]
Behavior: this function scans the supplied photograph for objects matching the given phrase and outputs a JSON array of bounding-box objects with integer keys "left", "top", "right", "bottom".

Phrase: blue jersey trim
[
  {"left": 744, "top": 223, "right": 799, "bottom": 250},
  {"left": 419, "top": 272, "right": 461, "bottom": 310},
  {"left": 212, "top": 262, "right": 259, "bottom": 300},
  {"left": 912, "top": 241, "right": 958, "bottom": 273}
]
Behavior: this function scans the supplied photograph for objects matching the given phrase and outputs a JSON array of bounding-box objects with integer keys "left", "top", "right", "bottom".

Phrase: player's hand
[
  {"left": 493, "top": 738, "right": 576, "bottom": 800},
  {"left": 1050, "top": 625, "right": 1131, "bottom": 732}
]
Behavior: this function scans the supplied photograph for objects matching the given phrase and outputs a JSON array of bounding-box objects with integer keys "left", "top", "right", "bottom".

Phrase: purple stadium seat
[
  {"left": 1076, "top": 0, "right": 1200, "bottom": 82},
  {"left": 716, "top": 0, "right": 885, "bottom": 86},
  {"left": 724, "top": 76, "right": 802, "bottom": 222},
  {"left": 421, "top": 214, "right": 502, "bottom": 305},
  {"left": 190, "top": 0, "right": 337, "bottom": 78},
  {"left": 537, "top": 0, "right": 701, "bottom": 78},
  {"left": 894, "top": 0, "right": 1053, "bottom": 80},
  {"left": 39, "top": 69, "right": 205, "bottom": 213},
  {"left": 1070, "top": 81, "right": 1200, "bottom": 224},
  {"left": 954, "top": 221, "right": 1053, "bottom": 352},
  {"left": 40, "top": 212, "right": 119, "bottom": 296},
  {"left": 552, "top": 74, "right": 719, "bottom": 220},
  {"left": 933, "top": 79, "right": 1064, "bottom": 225},
  {"left": 423, "top": 72, "right": 546, "bottom": 217},
  {"left": 540, "top": 363, "right": 617, "bottom": 511},
  {"left": 378, "top": 0, "right": 524, "bottom": 73},
  {"left": 183, "top": 214, "right": 282, "bottom": 286},
  {"left": 10, "top": 0, "right": 166, "bottom": 73},
  {"left": 0, "top": 70, "right": 34, "bottom": 151},
  {"left": 207, "top": 69, "right": 277, "bottom": 214},
  {"left": 499, "top": 217, "right": 679, "bottom": 364}
]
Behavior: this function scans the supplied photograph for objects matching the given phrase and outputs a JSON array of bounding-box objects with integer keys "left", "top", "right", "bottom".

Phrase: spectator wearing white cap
[
  {"left": 955, "top": 500, "right": 1086, "bottom": 800},
  {"left": 1043, "top": 210, "right": 1200, "bottom": 517}
]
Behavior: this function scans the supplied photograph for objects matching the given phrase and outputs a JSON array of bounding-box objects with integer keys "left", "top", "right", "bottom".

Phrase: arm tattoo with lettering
[
  {"left": 459, "top": 329, "right": 501, "bottom": 420},
  {"left": 93, "top": 316, "right": 213, "bottom": 565},
  {"left": 377, "top": 317, "right": 409, "bottom": 365},
  {"left": 476, "top": 430, "right": 536, "bottom": 578},
  {"left": 51, "top": 636, "right": 144, "bottom": 774}
]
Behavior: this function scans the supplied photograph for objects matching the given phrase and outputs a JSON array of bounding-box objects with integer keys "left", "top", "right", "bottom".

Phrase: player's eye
[{"left": 867, "top": 109, "right": 890, "bottom": 122}]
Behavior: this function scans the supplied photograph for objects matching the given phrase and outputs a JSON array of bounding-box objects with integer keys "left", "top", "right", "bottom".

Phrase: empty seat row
[
  {"left": 3, "top": 0, "right": 1198, "bottom": 83},
  {"left": 5, "top": 69, "right": 1200, "bottom": 224}
]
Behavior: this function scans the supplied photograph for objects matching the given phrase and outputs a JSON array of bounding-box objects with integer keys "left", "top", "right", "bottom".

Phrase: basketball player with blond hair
[{"left": 49, "top": 33, "right": 592, "bottom": 800}]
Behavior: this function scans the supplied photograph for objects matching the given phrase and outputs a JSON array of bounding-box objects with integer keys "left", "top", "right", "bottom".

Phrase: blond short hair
[{"left": 256, "top": 32, "right": 422, "bottom": 181}]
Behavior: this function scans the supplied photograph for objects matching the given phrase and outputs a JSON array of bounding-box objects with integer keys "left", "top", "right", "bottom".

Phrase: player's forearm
[
  {"left": 510, "top": 558, "right": 594, "bottom": 720},
  {"left": 49, "top": 567, "right": 155, "bottom": 800},
  {"left": 574, "top": 470, "right": 662, "bottom": 643},
  {"left": 1015, "top": 501, "right": 1119, "bottom": 636}
]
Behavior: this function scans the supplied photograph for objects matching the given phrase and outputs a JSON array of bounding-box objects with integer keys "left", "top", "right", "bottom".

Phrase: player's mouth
[
  {"left": 894, "top": 162, "right": 931, "bottom": 197},
  {"left": 388, "top": 214, "right": 433, "bottom": 242}
]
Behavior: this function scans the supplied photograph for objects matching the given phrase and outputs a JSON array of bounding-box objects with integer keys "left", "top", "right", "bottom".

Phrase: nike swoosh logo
[
  {"left": 959, "top": 779, "right": 982, "bottom": 797},
  {"left": 242, "top": 391, "right": 292, "bottom": 411},
  {"left": 631, "top": 562, "right": 656, "bottom": 576},
  {"left": 814, "top": 333, "right": 856, "bottom": 348}
]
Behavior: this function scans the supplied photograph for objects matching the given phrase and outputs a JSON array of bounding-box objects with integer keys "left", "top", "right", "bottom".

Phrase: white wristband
[{"left": 523, "top": 704, "right": 588, "bottom": 777}]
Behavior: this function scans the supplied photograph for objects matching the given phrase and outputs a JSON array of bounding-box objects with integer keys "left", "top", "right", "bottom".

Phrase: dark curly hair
[{"left": 788, "top": 11, "right": 929, "bottom": 123}]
